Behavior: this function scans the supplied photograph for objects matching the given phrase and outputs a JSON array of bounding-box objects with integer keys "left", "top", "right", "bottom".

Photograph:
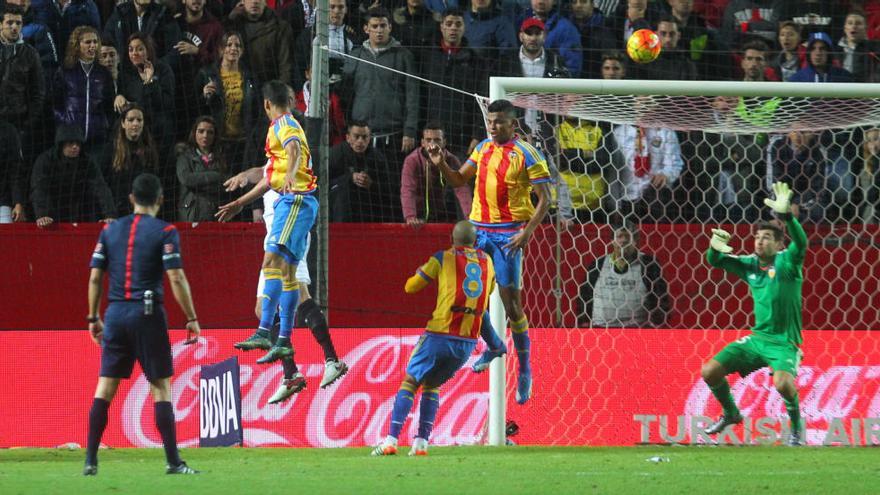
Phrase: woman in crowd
[
  {"left": 53, "top": 25, "right": 115, "bottom": 160},
  {"left": 115, "top": 33, "right": 175, "bottom": 160},
  {"left": 103, "top": 104, "right": 159, "bottom": 217},
  {"left": 175, "top": 116, "right": 231, "bottom": 221},
  {"left": 772, "top": 21, "right": 804, "bottom": 81},
  {"left": 195, "top": 31, "right": 259, "bottom": 171}
]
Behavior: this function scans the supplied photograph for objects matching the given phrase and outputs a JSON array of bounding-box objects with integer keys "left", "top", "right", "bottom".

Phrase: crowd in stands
[{"left": 1, "top": 0, "right": 879, "bottom": 226}]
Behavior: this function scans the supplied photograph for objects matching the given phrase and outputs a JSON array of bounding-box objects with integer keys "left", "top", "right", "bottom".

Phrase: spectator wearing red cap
[{"left": 516, "top": 0, "right": 581, "bottom": 76}]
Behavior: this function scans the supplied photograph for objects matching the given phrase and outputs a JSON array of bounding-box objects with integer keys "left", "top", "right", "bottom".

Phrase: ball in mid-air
[{"left": 626, "top": 29, "right": 661, "bottom": 63}]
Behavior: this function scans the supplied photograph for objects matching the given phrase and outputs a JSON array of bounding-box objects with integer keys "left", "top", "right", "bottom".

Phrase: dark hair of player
[
  {"left": 755, "top": 221, "right": 784, "bottom": 242},
  {"left": 262, "top": 80, "right": 291, "bottom": 108},
  {"left": 487, "top": 99, "right": 516, "bottom": 118},
  {"left": 132, "top": 173, "right": 163, "bottom": 206}
]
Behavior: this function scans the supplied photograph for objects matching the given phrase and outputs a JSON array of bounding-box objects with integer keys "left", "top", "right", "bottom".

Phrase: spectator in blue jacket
[
  {"left": 52, "top": 25, "right": 114, "bottom": 160},
  {"left": 29, "top": 0, "right": 99, "bottom": 49},
  {"left": 518, "top": 0, "right": 581, "bottom": 76},
  {"left": 464, "top": 0, "right": 516, "bottom": 58},
  {"left": 789, "top": 32, "right": 854, "bottom": 83}
]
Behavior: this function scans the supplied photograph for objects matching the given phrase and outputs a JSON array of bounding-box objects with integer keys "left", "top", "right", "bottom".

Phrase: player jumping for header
[
  {"left": 702, "top": 182, "right": 807, "bottom": 446},
  {"left": 431, "top": 99, "right": 552, "bottom": 404},
  {"left": 217, "top": 80, "right": 318, "bottom": 365}
]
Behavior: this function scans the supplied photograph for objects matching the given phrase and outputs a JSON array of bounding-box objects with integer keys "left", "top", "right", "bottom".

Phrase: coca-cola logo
[
  {"left": 121, "top": 334, "right": 490, "bottom": 447},
  {"left": 683, "top": 366, "right": 880, "bottom": 445}
]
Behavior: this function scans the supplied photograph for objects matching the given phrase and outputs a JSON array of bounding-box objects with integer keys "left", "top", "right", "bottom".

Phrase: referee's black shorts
[{"left": 100, "top": 302, "right": 173, "bottom": 382}]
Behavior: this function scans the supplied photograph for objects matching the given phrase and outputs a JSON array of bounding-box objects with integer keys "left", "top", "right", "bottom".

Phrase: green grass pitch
[{"left": 1, "top": 446, "right": 878, "bottom": 494}]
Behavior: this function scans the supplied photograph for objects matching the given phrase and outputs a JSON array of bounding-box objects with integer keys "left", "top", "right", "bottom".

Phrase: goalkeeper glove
[
  {"left": 763, "top": 181, "right": 793, "bottom": 214},
  {"left": 710, "top": 229, "right": 733, "bottom": 254}
]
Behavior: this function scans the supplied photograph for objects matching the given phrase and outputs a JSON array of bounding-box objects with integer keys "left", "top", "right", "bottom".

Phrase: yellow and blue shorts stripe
[
  {"left": 266, "top": 193, "right": 318, "bottom": 265},
  {"left": 474, "top": 227, "right": 523, "bottom": 289}
]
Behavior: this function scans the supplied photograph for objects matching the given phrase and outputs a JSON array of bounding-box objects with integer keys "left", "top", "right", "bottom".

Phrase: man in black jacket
[
  {"left": 329, "top": 120, "right": 396, "bottom": 222},
  {"left": 0, "top": 3, "right": 44, "bottom": 222},
  {"left": 103, "top": 0, "right": 182, "bottom": 68},
  {"left": 418, "top": 8, "right": 486, "bottom": 160},
  {"left": 577, "top": 224, "right": 670, "bottom": 328},
  {"left": 31, "top": 124, "right": 116, "bottom": 226}
]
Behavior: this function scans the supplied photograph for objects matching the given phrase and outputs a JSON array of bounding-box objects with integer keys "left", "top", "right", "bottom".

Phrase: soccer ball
[{"left": 626, "top": 29, "right": 661, "bottom": 64}]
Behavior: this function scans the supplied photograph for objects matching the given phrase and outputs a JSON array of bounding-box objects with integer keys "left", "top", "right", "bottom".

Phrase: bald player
[{"left": 372, "top": 221, "right": 495, "bottom": 456}]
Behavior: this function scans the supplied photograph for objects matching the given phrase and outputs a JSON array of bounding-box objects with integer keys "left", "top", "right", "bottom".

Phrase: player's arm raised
[
  {"left": 166, "top": 268, "right": 200, "bottom": 344},
  {"left": 764, "top": 182, "right": 807, "bottom": 264},
  {"left": 216, "top": 177, "right": 271, "bottom": 221},
  {"left": 87, "top": 267, "right": 105, "bottom": 345},
  {"left": 224, "top": 166, "right": 264, "bottom": 192},
  {"left": 429, "top": 143, "right": 476, "bottom": 187},
  {"left": 504, "top": 181, "right": 551, "bottom": 251}
]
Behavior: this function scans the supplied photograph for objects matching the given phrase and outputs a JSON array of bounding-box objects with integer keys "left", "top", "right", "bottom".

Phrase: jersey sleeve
[
  {"left": 161, "top": 226, "right": 183, "bottom": 270},
  {"left": 522, "top": 143, "right": 551, "bottom": 184},
  {"left": 781, "top": 216, "right": 807, "bottom": 267},
  {"left": 417, "top": 251, "right": 444, "bottom": 281},
  {"left": 706, "top": 248, "right": 750, "bottom": 280},
  {"left": 89, "top": 227, "right": 109, "bottom": 270},
  {"left": 464, "top": 140, "right": 487, "bottom": 169},
  {"left": 274, "top": 120, "right": 302, "bottom": 150}
]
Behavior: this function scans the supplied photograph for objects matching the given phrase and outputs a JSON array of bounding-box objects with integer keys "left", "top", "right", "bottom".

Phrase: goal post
[{"left": 486, "top": 76, "right": 880, "bottom": 446}]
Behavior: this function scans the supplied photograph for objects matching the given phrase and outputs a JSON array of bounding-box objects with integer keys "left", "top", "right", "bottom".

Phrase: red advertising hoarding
[{"left": 2, "top": 328, "right": 878, "bottom": 448}]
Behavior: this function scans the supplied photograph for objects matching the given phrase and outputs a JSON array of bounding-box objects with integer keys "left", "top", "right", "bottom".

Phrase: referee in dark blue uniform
[{"left": 84, "top": 174, "right": 201, "bottom": 476}]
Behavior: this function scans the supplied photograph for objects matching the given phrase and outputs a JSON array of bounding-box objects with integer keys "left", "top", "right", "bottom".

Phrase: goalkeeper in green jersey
[{"left": 701, "top": 182, "right": 807, "bottom": 446}]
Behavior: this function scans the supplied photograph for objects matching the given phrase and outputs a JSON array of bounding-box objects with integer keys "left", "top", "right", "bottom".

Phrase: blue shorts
[
  {"left": 475, "top": 226, "right": 523, "bottom": 289},
  {"left": 406, "top": 333, "right": 476, "bottom": 386},
  {"left": 100, "top": 302, "right": 173, "bottom": 382},
  {"left": 266, "top": 193, "right": 318, "bottom": 265}
]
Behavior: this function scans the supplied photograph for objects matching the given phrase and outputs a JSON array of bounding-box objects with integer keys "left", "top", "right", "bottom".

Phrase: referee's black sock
[
  {"left": 86, "top": 398, "right": 110, "bottom": 465},
  {"left": 299, "top": 299, "right": 338, "bottom": 362},
  {"left": 154, "top": 402, "right": 182, "bottom": 466}
]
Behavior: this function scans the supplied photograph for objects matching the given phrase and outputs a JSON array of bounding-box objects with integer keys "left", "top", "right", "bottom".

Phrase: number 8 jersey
[{"left": 414, "top": 246, "right": 496, "bottom": 340}]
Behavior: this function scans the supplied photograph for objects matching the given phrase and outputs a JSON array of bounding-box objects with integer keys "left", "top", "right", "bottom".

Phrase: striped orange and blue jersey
[
  {"left": 464, "top": 136, "right": 551, "bottom": 227},
  {"left": 414, "top": 246, "right": 496, "bottom": 340},
  {"left": 263, "top": 112, "right": 317, "bottom": 194}
]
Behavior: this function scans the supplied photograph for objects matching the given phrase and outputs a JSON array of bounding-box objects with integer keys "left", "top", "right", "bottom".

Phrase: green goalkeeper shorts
[{"left": 713, "top": 334, "right": 803, "bottom": 377}]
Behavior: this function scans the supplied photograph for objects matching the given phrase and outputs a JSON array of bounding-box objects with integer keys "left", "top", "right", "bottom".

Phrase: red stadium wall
[
  {"left": 1, "top": 328, "right": 878, "bottom": 448},
  {"left": 1, "top": 223, "right": 878, "bottom": 330}
]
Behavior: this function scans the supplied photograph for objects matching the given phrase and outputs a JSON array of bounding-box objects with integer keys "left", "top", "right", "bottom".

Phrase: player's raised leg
[
  {"left": 235, "top": 252, "right": 286, "bottom": 351},
  {"left": 473, "top": 311, "right": 507, "bottom": 373},
  {"left": 297, "top": 282, "right": 349, "bottom": 388},
  {"left": 701, "top": 358, "right": 743, "bottom": 434}
]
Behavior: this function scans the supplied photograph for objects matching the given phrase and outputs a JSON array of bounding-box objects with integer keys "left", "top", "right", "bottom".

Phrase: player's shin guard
[
  {"left": 278, "top": 283, "right": 299, "bottom": 339},
  {"left": 510, "top": 316, "right": 531, "bottom": 374},
  {"left": 258, "top": 268, "right": 284, "bottom": 330},
  {"left": 417, "top": 388, "right": 440, "bottom": 441},
  {"left": 155, "top": 402, "right": 182, "bottom": 467},
  {"left": 389, "top": 383, "right": 417, "bottom": 439},
  {"left": 709, "top": 380, "right": 740, "bottom": 417},
  {"left": 784, "top": 392, "right": 801, "bottom": 433},
  {"left": 480, "top": 312, "right": 505, "bottom": 351},
  {"left": 86, "top": 398, "right": 110, "bottom": 465},
  {"left": 299, "top": 298, "right": 338, "bottom": 361}
]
